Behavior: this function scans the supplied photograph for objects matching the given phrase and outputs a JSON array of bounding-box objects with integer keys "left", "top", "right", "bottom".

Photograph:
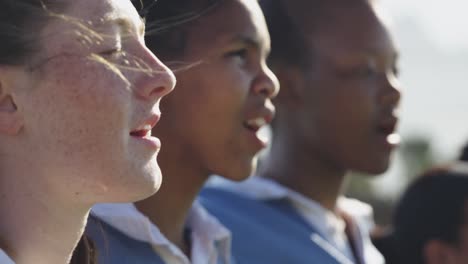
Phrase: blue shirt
[{"left": 200, "top": 187, "right": 353, "bottom": 264}]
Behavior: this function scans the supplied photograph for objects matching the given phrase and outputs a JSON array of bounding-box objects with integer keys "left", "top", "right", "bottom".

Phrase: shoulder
[
  {"left": 200, "top": 187, "right": 281, "bottom": 231},
  {"left": 200, "top": 188, "right": 344, "bottom": 264},
  {"left": 199, "top": 187, "right": 276, "bottom": 220},
  {"left": 200, "top": 186, "right": 255, "bottom": 204},
  {"left": 85, "top": 216, "right": 165, "bottom": 264}
]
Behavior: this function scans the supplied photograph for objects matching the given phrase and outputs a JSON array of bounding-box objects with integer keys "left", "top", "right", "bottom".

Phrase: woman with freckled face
[
  {"left": 87, "top": 0, "right": 279, "bottom": 263},
  {"left": 0, "top": 0, "right": 175, "bottom": 263}
]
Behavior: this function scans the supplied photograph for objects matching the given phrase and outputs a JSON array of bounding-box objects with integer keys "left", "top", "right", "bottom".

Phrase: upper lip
[
  {"left": 244, "top": 107, "right": 275, "bottom": 131},
  {"left": 377, "top": 115, "right": 398, "bottom": 135},
  {"left": 130, "top": 113, "right": 161, "bottom": 136}
]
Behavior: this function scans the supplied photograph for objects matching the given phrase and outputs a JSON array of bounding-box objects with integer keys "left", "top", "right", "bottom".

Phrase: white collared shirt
[
  {"left": 91, "top": 201, "right": 232, "bottom": 264},
  {"left": 0, "top": 249, "right": 14, "bottom": 264},
  {"left": 210, "top": 176, "right": 384, "bottom": 264}
]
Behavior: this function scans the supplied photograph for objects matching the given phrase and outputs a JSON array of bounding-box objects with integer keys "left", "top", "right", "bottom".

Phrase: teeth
[
  {"left": 387, "top": 133, "right": 401, "bottom": 145},
  {"left": 140, "top": 124, "right": 152, "bottom": 130},
  {"left": 134, "top": 124, "right": 152, "bottom": 133},
  {"left": 246, "top": 118, "right": 266, "bottom": 128}
]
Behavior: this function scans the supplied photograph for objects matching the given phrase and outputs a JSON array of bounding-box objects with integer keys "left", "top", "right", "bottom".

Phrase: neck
[
  {"left": 259, "top": 133, "right": 347, "bottom": 211},
  {"left": 0, "top": 167, "right": 90, "bottom": 264},
  {"left": 135, "top": 147, "right": 208, "bottom": 256}
]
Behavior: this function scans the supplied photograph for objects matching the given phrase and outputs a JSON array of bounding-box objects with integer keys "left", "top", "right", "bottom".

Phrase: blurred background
[{"left": 346, "top": 0, "right": 468, "bottom": 225}]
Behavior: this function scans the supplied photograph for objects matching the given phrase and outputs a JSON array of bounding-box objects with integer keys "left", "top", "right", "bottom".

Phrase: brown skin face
[
  {"left": 425, "top": 202, "right": 468, "bottom": 264},
  {"left": 443, "top": 203, "right": 468, "bottom": 264},
  {"left": 153, "top": 0, "right": 279, "bottom": 181},
  {"left": 292, "top": 1, "right": 401, "bottom": 175}
]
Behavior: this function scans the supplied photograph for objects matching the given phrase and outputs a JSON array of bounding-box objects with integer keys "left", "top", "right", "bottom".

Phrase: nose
[
  {"left": 133, "top": 46, "right": 176, "bottom": 101},
  {"left": 252, "top": 64, "right": 280, "bottom": 99},
  {"left": 379, "top": 71, "right": 401, "bottom": 107}
]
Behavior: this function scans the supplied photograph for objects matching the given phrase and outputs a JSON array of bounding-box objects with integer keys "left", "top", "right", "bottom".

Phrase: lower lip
[
  {"left": 377, "top": 132, "right": 400, "bottom": 150},
  {"left": 245, "top": 128, "right": 269, "bottom": 151},
  {"left": 131, "top": 135, "right": 161, "bottom": 150}
]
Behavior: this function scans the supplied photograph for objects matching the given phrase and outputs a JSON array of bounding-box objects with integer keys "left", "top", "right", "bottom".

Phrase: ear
[
  {"left": 272, "top": 64, "right": 307, "bottom": 108},
  {"left": 423, "top": 239, "right": 455, "bottom": 264},
  {"left": 0, "top": 70, "right": 23, "bottom": 136}
]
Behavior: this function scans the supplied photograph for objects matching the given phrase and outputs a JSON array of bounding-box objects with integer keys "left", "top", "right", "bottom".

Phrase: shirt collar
[
  {"left": 0, "top": 249, "right": 14, "bottom": 264},
  {"left": 211, "top": 176, "right": 373, "bottom": 226},
  {"left": 188, "top": 201, "right": 232, "bottom": 264},
  {"left": 188, "top": 201, "right": 231, "bottom": 243},
  {"left": 212, "top": 176, "right": 345, "bottom": 236},
  {"left": 91, "top": 203, "right": 168, "bottom": 246},
  {"left": 91, "top": 201, "right": 232, "bottom": 264}
]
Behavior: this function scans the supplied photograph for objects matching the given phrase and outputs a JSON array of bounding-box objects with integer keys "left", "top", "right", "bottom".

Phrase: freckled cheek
[
  {"left": 38, "top": 62, "right": 133, "bottom": 142},
  {"left": 58, "top": 59, "right": 131, "bottom": 106},
  {"left": 62, "top": 82, "right": 126, "bottom": 118}
]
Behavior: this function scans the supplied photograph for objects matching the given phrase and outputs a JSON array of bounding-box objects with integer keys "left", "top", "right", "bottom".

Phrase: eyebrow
[
  {"left": 101, "top": 16, "right": 146, "bottom": 37},
  {"left": 229, "top": 35, "right": 269, "bottom": 54},
  {"left": 373, "top": 50, "right": 400, "bottom": 62},
  {"left": 349, "top": 47, "right": 399, "bottom": 62}
]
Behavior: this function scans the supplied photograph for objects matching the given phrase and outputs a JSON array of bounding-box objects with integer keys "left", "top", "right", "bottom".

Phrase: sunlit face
[
  {"left": 153, "top": 0, "right": 279, "bottom": 181},
  {"left": 10, "top": 0, "right": 175, "bottom": 203},
  {"left": 297, "top": 1, "right": 401, "bottom": 174}
]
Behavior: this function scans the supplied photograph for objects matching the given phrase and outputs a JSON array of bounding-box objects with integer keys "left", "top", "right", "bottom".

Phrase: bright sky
[{"left": 381, "top": 0, "right": 468, "bottom": 50}]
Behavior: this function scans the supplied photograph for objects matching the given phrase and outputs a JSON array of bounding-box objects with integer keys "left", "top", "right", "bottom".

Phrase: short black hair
[
  {"left": 259, "top": 0, "right": 376, "bottom": 71},
  {"left": 258, "top": 0, "right": 311, "bottom": 70},
  {"left": 392, "top": 168, "right": 468, "bottom": 264},
  {"left": 143, "top": 0, "right": 225, "bottom": 61}
]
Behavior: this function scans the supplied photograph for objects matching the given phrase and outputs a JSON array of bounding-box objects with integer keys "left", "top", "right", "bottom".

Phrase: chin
[
  {"left": 363, "top": 159, "right": 391, "bottom": 175},
  {"left": 135, "top": 171, "right": 163, "bottom": 200},
  {"left": 221, "top": 159, "right": 257, "bottom": 182},
  {"left": 79, "top": 165, "right": 161, "bottom": 205},
  {"left": 110, "top": 183, "right": 160, "bottom": 203},
  {"left": 221, "top": 170, "right": 251, "bottom": 182},
  {"left": 115, "top": 169, "right": 163, "bottom": 203}
]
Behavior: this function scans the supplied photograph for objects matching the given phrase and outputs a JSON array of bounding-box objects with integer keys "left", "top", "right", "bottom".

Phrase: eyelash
[
  {"left": 352, "top": 65, "right": 377, "bottom": 78},
  {"left": 351, "top": 64, "right": 400, "bottom": 79},
  {"left": 392, "top": 65, "right": 400, "bottom": 77},
  {"left": 226, "top": 48, "right": 248, "bottom": 59},
  {"left": 99, "top": 46, "right": 124, "bottom": 57}
]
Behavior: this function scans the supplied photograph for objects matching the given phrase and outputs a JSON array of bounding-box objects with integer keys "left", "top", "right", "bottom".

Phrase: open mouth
[
  {"left": 128, "top": 113, "right": 162, "bottom": 150},
  {"left": 377, "top": 124, "right": 395, "bottom": 135},
  {"left": 376, "top": 117, "right": 400, "bottom": 145},
  {"left": 130, "top": 129, "right": 151, "bottom": 138},
  {"left": 244, "top": 117, "right": 267, "bottom": 132},
  {"left": 129, "top": 121, "right": 161, "bottom": 149},
  {"left": 377, "top": 115, "right": 397, "bottom": 134},
  {"left": 130, "top": 114, "right": 160, "bottom": 138}
]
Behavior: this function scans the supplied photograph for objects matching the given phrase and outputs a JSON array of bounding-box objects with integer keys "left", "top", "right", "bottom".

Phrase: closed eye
[
  {"left": 356, "top": 65, "right": 378, "bottom": 77},
  {"left": 392, "top": 65, "right": 399, "bottom": 77},
  {"left": 225, "top": 48, "right": 248, "bottom": 59},
  {"left": 99, "top": 46, "right": 124, "bottom": 58}
]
